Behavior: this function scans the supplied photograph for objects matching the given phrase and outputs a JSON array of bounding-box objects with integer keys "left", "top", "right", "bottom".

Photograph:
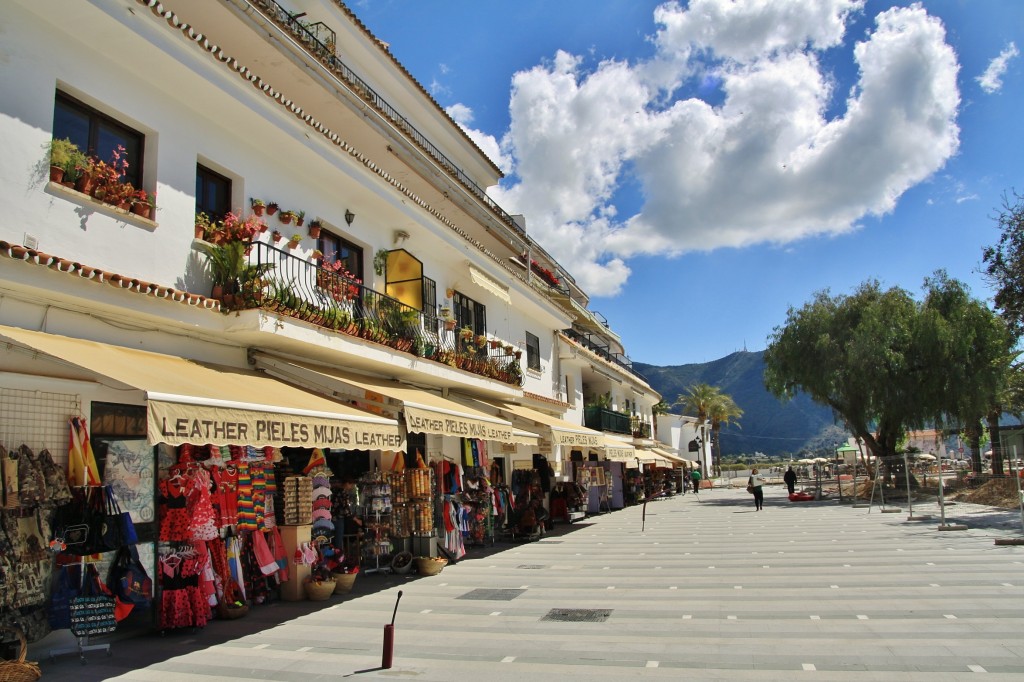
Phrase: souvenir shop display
[
  {"left": 358, "top": 472, "right": 393, "bottom": 573},
  {"left": 458, "top": 469, "right": 494, "bottom": 547}
]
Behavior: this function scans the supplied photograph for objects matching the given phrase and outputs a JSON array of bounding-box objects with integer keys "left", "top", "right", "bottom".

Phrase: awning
[
  {"left": 603, "top": 435, "right": 635, "bottom": 459},
  {"left": 651, "top": 447, "right": 687, "bottom": 465},
  {"left": 637, "top": 449, "right": 675, "bottom": 466},
  {"left": 469, "top": 399, "right": 604, "bottom": 449},
  {"left": 468, "top": 264, "right": 511, "bottom": 304},
  {"left": 253, "top": 354, "right": 526, "bottom": 444},
  {"left": 0, "top": 325, "right": 403, "bottom": 450}
]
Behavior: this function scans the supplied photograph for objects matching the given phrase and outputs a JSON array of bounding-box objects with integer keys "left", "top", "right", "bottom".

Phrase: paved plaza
[{"left": 37, "top": 486, "right": 1024, "bottom": 680}]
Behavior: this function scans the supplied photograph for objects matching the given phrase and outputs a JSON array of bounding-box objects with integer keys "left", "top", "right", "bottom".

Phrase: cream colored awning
[
  {"left": 468, "top": 264, "right": 511, "bottom": 304},
  {"left": 603, "top": 435, "right": 636, "bottom": 459},
  {"left": 651, "top": 447, "right": 687, "bottom": 465},
  {"left": 0, "top": 325, "right": 403, "bottom": 450},
  {"left": 253, "top": 355, "right": 527, "bottom": 444},
  {"left": 469, "top": 399, "right": 604, "bottom": 449}
]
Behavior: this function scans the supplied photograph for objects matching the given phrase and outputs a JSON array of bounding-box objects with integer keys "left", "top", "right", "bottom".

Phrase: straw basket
[
  {"left": 216, "top": 580, "right": 249, "bottom": 620},
  {"left": 332, "top": 572, "right": 357, "bottom": 594},
  {"left": 414, "top": 556, "right": 447, "bottom": 576},
  {"left": 0, "top": 627, "right": 41, "bottom": 682},
  {"left": 304, "top": 579, "right": 336, "bottom": 601}
]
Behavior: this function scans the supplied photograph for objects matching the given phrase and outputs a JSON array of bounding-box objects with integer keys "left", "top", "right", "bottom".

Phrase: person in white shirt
[{"left": 748, "top": 468, "right": 766, "bottom": 511}]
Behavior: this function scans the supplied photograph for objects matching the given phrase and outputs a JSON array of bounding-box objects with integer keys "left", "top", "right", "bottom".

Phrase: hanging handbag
[
  {"left": 103, "top": 486, "right": 138, "bottom": 547},
  {"left": 50, "top": 489, "right": 94, "bottom": 555},
  {"left": 107, "top": 544, "right": 152, "bottom": 607},
  {"left": 47, "top": 565, "right": 81, "bottom": 630},
  {"left": 69, "top": 565, "right": 117, "bottom": 637}
]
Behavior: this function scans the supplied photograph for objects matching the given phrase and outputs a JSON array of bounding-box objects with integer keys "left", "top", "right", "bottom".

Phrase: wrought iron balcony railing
[
  {"left": 229, "top": 241, "right": 523, "bottom": 386},
  {"left": 562, "top": 328, "right": 646, "bottom": 382},
  {"left": 583, "top": 405, "right": 633, "bottom": 436}
]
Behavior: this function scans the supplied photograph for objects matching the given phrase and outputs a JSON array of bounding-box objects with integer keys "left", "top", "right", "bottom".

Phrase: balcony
[
  {"left": 220, "top": 240, "right": 523, "bottom": 386},
  {"left": 584, "top": 406, "right": 632, "bottom": 436},
  {"left": 631, "top": 418, "right": 652, "bottom": 440},
  {"left": 562, "top": 328, "right": 646, "bottom": 382},
  {"left": 252, "top": 0, "right": 526, "bottom": 241}
]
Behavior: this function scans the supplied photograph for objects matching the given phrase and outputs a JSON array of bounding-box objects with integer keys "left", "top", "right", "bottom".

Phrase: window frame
[
  {"left": 525, "top": 331, "right": 541, "bottom": 371},
  {"left": 53, "top": 91, "right": 144, "bottom": 188},
  {"left": 318, "top": 232, "right": 364, "bottom": 282},
  {"left": 195, "top": 163, "right": 232, "bottom": 224}
]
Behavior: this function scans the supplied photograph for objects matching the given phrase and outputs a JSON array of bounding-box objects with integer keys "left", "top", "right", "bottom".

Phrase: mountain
[{"left": 635, "top": 351, "right": 843, "bottom": 457}]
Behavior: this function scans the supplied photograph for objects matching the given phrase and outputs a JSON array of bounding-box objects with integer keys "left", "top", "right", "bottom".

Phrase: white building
[{"left": 0, "top": 0, "right": 664, "bottom": 521}]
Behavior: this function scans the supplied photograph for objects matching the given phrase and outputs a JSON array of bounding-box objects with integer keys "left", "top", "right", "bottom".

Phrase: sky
[{"left": 352, "top": 0, "right": 1023, "bottom": 366}]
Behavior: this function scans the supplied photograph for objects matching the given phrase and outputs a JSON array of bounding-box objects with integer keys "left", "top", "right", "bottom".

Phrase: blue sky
[{"left": 353, "top": 1, "right": 1022, "bottom": 366}]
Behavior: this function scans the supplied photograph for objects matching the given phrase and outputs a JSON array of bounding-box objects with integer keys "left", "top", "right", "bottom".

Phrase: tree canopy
[{"left": 763, "top": 274, "right": 1013, "bottom": 470}]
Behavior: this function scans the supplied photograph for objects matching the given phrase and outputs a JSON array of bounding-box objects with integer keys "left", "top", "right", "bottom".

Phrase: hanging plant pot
[
  {"left": 308, "top": 224, "right": 321, "bottom": 239},
  {"left": 279, "top": 212, "right": 293, "bottom": 225},
  {"left": 49, "top": 165, "right": 65, "bottom": 183},
  {"left": 251, "top": 201, "right": 265, "bottom": 216},
  {"left": 266, "top": 203, "right": 279, "bottom": 215}
]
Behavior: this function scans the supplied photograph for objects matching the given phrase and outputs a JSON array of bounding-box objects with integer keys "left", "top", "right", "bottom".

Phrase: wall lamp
[{"left": 344, "top": 209, "right": 355, "bottom": 226}]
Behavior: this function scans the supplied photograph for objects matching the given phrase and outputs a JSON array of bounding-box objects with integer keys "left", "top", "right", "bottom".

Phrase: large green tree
[
  {"left": 982, "top": 191, "right": 1024, "bottom": 337},
  {"left": 764, "top": 275, "right": 1013, "bottom": 476}
]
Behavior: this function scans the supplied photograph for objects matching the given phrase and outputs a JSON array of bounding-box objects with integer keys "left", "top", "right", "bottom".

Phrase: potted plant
[
  {"left": 476, "top": 334, "right": 488, "bottom": 348},
  {"left": 131, "top": 188, "right": 156, "bottom": 219},
  {"left": 47, "top": 137, "right": 82, "bottom": 184},
  {"left": 294, "top": 209, "right": 306, "bottom": 227},
  {"left": 271, "top": 230, "right": 283, "bottom": 244},
  {"left": 195, "top": 212, "right": 214, "bottom": 240},
  {"left": 459, "top": 327, "right": 474, "bottom": 342},
  {"left": 504, "top": 344, "right": 515, "bottom": 354},
  {"left": 266, "top": 201, "right": 279, "bottom": 215},
  {"left": 308, "top": 218, "right": 322, "bottom": 239},
  {"left": 311, "top": 249, "right": 324, "bottom": 264},
  {"left": 373, "top": 248, "right": 389, "bottom": 277},
  {"left": 287, "top": 233, "right": 302, "bottom": 249},
  {"left": 250, "top": 198, "right": 266, "bottom": 216},
  {"left": 279, "top": 210, "right": 295, "bottom": 225}
]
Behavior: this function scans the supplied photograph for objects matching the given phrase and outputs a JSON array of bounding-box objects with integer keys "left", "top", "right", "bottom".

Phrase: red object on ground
[{"left": 789, "top": 492, "right": 814, "bottom": 502}]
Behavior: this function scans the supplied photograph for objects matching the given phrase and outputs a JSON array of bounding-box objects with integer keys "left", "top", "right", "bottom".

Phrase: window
[
  {"left": 319, "top": 233, "right": 364, "bottom": 281},
  {"left": 525, "top": 331, "right": 541, "bottom": 371},
  {"left": 422, "top": 276, "right": 437, "bottom": 329},
  {"left": 53, "top": 91, "right": 144, "bottom": 188},
  {"left": 195, "top": 164, "right": 231, "bottom": 222},
  {"left": 453, "top": 291, "right": 486, "bottom": 354}
]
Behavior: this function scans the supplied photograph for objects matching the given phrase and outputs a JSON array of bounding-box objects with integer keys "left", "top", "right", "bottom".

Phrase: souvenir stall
[{"left": 624, "top": 468, "right": 644, "bottom": 506}]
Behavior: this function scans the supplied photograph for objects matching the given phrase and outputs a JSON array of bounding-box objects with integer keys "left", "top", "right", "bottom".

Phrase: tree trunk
[
  {"left": 965, "top": 420, "right": 984, "bottom": 474},
  {"left": 987, "top": 410, "right": 1004, "bottom": 476}
]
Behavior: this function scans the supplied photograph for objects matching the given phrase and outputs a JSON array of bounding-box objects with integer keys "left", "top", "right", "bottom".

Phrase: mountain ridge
[{"left": 635, "top": 350, "right": 841, "bottom": 457}]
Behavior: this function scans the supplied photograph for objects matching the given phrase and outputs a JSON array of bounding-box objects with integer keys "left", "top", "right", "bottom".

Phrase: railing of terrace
[
  {"left": 235, "top": 241, "right": 523, "bottom": 386},
  {"left": 252, "top": 0, "right": 527, "bottom": 240},
  {"left": 562, "top": 328, "right": 646, "bottom": 382}
]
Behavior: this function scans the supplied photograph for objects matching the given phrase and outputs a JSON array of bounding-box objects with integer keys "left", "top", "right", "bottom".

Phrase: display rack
[
  {"left": 460, "top": 467, "right": 494, "bottom": 547},
  {"left": 358, "top": 472, "right": 393, "bottom": 574}
]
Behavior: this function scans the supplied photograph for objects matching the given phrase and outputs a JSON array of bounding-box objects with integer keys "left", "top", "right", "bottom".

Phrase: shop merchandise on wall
[{"left": 1, "top": 442, "right": 75, "bottom": 643}]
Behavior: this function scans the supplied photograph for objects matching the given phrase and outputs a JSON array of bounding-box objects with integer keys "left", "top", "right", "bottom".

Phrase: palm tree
[
  {"left": 674, "top": 383, "right": 721, "bottom": 475},
  {"left": 707, "top": 393, "right": 743, "bottom": 477}
]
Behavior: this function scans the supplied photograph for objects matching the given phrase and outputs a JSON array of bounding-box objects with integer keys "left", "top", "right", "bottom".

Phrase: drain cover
[
  {"left": 517, "top": 565, "right": 546, "bottom": 570},
  {"left": 457, "top": 588, "right": 526, "bottom": 601},
  {"left": 542, "top": 608, "right": 612, "bottom": 623}
]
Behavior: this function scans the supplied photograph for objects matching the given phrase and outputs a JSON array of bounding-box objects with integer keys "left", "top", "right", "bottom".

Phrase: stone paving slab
[{"left": 34, "top": 487, "right": 1024, "bottom": 681}]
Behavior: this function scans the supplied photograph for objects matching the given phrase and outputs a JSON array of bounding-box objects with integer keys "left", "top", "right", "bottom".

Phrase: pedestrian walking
[
  {"left": 783, "top": 466, "right": 797, "bottom": 495},
  {"left": 747, "top": 468, "right": 765, "bottom": 510},
  {"left": 690, "top": 468, "right": 701, "bottom": 496}
]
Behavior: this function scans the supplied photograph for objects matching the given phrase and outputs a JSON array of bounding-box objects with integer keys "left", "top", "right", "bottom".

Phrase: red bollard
[{"left": 382, "top": 590, "right": 402, "bottom": 669}]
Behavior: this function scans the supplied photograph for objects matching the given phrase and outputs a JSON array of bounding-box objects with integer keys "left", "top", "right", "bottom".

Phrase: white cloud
[
  {"left": 492, "top": 0, "right": 961, "bottom": 297},
  {"left": 977, "top": 42, "right": 1018, "bottom": 94},
  {"left": 445, "top": 103, "right": 513, "bottom": 174}
]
